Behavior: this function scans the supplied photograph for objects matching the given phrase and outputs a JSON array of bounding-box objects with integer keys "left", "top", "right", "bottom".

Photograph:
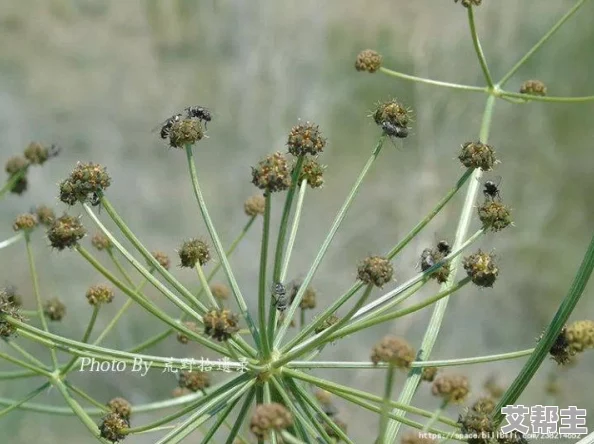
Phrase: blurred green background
[{"left": 1, "top": 1, "right": 593, "bottom": 442}]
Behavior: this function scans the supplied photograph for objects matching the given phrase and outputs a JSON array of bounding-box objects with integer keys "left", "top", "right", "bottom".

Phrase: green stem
[
  {"left": 0, "top": 232, "right": 24, "bottom": 250},
  {"left": 498, "top": 0, "right": 590, "bottom": 87},
  {"left": 467, "top": 6, "right": 494, "bottom": 88},
  {"left": 0, "top": 167, "right": 27, "bottom": 200},
  {"left": 224, "top": 387, "right": 255, "bottom": 444},
  {"left": 275, "top": 135, "right": 386, "bottom": 348},
  {"left": 4, "top": 341, "right": 48, "bottom": 369},
  {"left": 382, "top": 94, "right": 496, "bottom": 442},
  {"left": 185, "top": 145, "right": 260, "bottom": 348},
  {"left": 379, "top": 67, "right": 487, "bottom": 93},
  {"left": 492, "top": 230, "right": 594, "bottom": 425},
  {"left": 107, "top": 248, "right": 134, "bottom": 286},
  {"left": 199, "top": 393, "right": 243, "bottom": 444},
  {"left": 61, "top": 305, "right": 101, "bottom": 375},
  {"left": 64, "top": 381, "right": 110, "bottom": 411},
  {"left": 0, "top": 382, "right": 50, "bottom": 418},
  {"left": 24, "top": 232, "right": 58, "bottom": 369},
  {"left": 423, "top": 401, "right": 447, "bottom": 432},
  {"left": 258, "top": 193, "right": 272, "bottom": 358},
  {"left": 196, "top": 263, "right": 219, "bottom": 308},
  {"left": 498, "top": 90, "right": 594, "bottom": 103},
  {"left": 379, "top": 364, "right": 396, "bottom": 444}
]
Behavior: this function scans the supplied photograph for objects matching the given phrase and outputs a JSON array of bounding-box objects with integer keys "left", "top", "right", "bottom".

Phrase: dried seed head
[
  {"left": 169, "top": 118, "right": 204, "bottom": 148},
  {"left": 355, "top": 49, "right": 382, "bottom": 73},
  {"left": 357, "top": 255, "right": 393, "bottom": 287},
  {"left": 5, "top": 156, "right": 29, "bottom": 175},
  {"left": 35, "top": 205, "right": 55, "bottom": 226},
  {"left": 250, "top": 403, "right": 293, "bottom": 440},
  {"left": 565, "top": 320, "right": 594, "bottom": 354},
  {"left": 178, "top": 238, "right": 210, "bottom": 268},
  {"left": 151, "top": 251, "right": 171, "bottom": 270},
  {"left": 251, "top": 152, "right": 292, "bottom": 193},
  {"left": 314, "top": 315, "right": 340, "bottom": 334},
  {"left": 178, "top": 370, "right": 210, "bottom": 392},
  {"left": 287, "top": 122, "right": 326, "bottom": 157},
  {"left": 244, "top": 194, "right": 266, "bottom": 216},
  {"left": 478, "top": 201, "right": 512, "bottom": 232},
  {"left": 47, "top": 214, "right": 86, "bottom": 250},
  {"left": 43, "top": 297, "right": 66, "bottom": 321},
  {"left": 13, "top": 213, "right": 38, "bottom": 232},
  {"left": 210, "top": 282, "right": 230, "bottom": 300},
  {"left": 176, "top": 321, "right": 198, "bottom": 344},
  {"left": 458, "top": 142, "right": 498, "bottom": 171},
  {"left": 432, "top": 374, "right": 470, "bottom": 403},
  {"left": 23, "top": 142, "right": 50, "bottom": 165},
  {"left": 295, "top": 157, "right": 326, "bottom": 189},
  {"left": 91, "top": 233, "right": 112, "bottom": 251},
  {"left": 472, "top": 397, "right": 496, "bottom": 414},
  {"left": 61, "top": 162, "right": 111, "bottom": 205},
  {"left": 288, "top": 280, "right": 317, "bottom": 310},
  {"left": 520, "top": 80, "right": 547, "bottom": 96},
  {"left": 0, "top": 290, "right": 25, "bottom": 338},
  {"left": 463, "top": 250, "right": 499, "bottom": 287},
  {"left": 458, "top": 408, "right": 494, "bottom": 444},
  {"left": 107, "top": 398, "right": 132, "bottom": 420},
  {"left": 371, "top": 336, "right": 415, "bottom": 368},
  {"left": 401, "top": 431, "right": 436, "bottom": 444},
  {"left": 421, "top": 366, "right": 438, "bottom": 382},
  {"left": 86, "top": 284, "right": 115, "bottom": 306},
  {"left": 454, "top": 0, "right": 482, "bottom": 7},
  {"left": 99, "top": 412, "right": 129, "bottom": 443},
  {"left": 373, "top": 99, "right": 411, "bottom": 129},
  {"left": 203, "top": 308, "right": 240, "bottom": 342},
  {"left": 3, "top": 286, "right": 22, "bottom": 307}
]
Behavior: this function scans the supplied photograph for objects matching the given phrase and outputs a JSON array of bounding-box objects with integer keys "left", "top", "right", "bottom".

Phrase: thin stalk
[
  {"left": 498, "top": 90, "right": 594, "bottom": 103},
  {"left": 64, "top": 381, "right": 111, "bottom": 411},
  {"left": 467, "top": 6, "right": 494, "bottom": 88},
  {"left": 107, "top": 248, "right": 134, "bottom": 286},
  {"left": 0, "top": 232, "right": 23, "bottom": 250},
  {"left": 185, "top": 145, "right": 260, "bottom": 347},
  {"left": 0, "top": 382, "right": 50, "bottom": 418},
  {"left": 498, "top": 0, "right": 590, "bottom": 86},
  {"left": 0, "top": 369, "right": 39, "bottom": 380},
  {"left": 280, "top": 432, "right": 307, "bottom": 444},
  {"left": 196, "top": 264, "right": 219, "bottom": 308},
  {"left": 4, "top": 341, "right": 48, "bottom": 369},
  {"left": 24, "top": 232, "right": 58, "bottom": 369},
  {"left": 492, "top": 230, "right": 594, "bottom": 425},
  {"left": 258, "top": 193, "right": 272, "bottom": 357},
  {"left": 379, "top": 68, "right": 487, "bottom": 93},
  {"left": 224, "top": 387, "right": 255, "bottom": 444},
  {"left": 383, "top": 94, "right": 496, "bottom": 442},
  {"left": 275, "top": 135, "right": 386, "bottom": 347},
  {"left": 127, "top": 328, "right": 172, "bottom": 353},
  {"left": 0, "top": 167, "right": 27, "bottom": 199},
  {"left": 423, "top": 401, "right": 447, "bottom": 432},
  {"left": 199, "top": 394, "right": 243, "bottom": 444},
  {"left": 61, "top": 305, "right": 101, "bottom": 374},
  {"left": 379, "top": 364, "right": 396, "bottom": 444}
]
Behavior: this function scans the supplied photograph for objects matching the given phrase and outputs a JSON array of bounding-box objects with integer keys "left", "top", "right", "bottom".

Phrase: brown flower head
[
  {"left": 178, "top": 370, "right": 210, "bottom": 392},
  {"left": 251, "top": 152, "right": 292, "bottom": 193},
  {"left": 287, "top": 122, "right": 326, "bottom": 156},
  {"left": 355, "top": 49, "right": 382, "bottom": 73},
  {"left": 250, "top": 403, "right": 293, "bottom": 440},
  {"left": 357, "top": 255, "right": 393, "bottom": 287},
  {"left": 47, "top": 214, "right": 86, "bottom": 250},
  {"left": 203, "top": 308, "right": 240, "bottom": 342},
  {"left": 244, "top": 194, "right": 266, "bottom": 216},
  {"left": 432, "top": 374, "right": 470, "bottom": 403},
  {"left": 371, "top": 335, "right": 415, "bottom": 368},
  {"left": 86, "top": 285, "right": 115, "bottom": 306}
]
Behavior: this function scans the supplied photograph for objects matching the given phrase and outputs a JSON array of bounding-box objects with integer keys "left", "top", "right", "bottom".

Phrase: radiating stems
[
  {"left": 65, "top": 381, "right": 110, "bottom": 411},
  {"left": 258, "top": 193, "right": 272, "bottom": 358},
  {"left": 224, "top": 387, "right": 255, "bottom": 444},
  {"left": 53, "top": 379, "right": 104, "bottom": 441},
  {"left": 107, "top": 248, "right": 134, "bottom": 285},
  {"left": 185, "top": 145, "right": 260, "bottom": 348},
  {"left": 198, "top": 394, "right": 242, "bottom": 444},
  {"left": 0, "top": 350, "right": 53, "bottom": 378},
  {"left": 24, "top": 232, "right": 58, "bottom": 369},
  {"left": 467, "top": 6, "right": 494, "bottom": 88},
  {"left": 275, "top": 135, "right": 386, "bottom": 347},
  {"left": 379, "top": 363, "right": 396, "bottom": 444},
  {"left": 0, "top": 382, "right": 50, "bottom": 418},
  {"left": 196, "top": 264, "right": 219, "bottom": 308},
  {"left": 4, "top": 341, "right": 48, "bottom": 369},
  {"left": 61, "top": 306, "right": 101, "bottom": 375},
  {"left": 498, "top": 90, "right": 594, "bottom": 103},
  {"left": 379, "top": 67, "right": 487, "bottom": 93}
]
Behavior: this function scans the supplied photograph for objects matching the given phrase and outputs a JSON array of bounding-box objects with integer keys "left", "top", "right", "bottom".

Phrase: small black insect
[
  {"left": 89, "top": 192, "right": 101, "bottom": 207},
  {"left": 48, "top": 144, "right": 61, "bottom": 158},
  {"left": 185, "top": 106, "right": 212, "bottom": 129},
  {"left": 154, "top": 113, "right": 182, "bottom": 140},
  {"left": 483, "top": 179, "right": 501, "bottom": 201},
  {"left": 381, "top": 121, "right": 408, "bottom": 139},
  {"left": 420, "top": 248, "right": 435, "bottom": 271},
  {"left": 272, "top": 282, "right": 288, "bottom": 312},
  {"left": 436, "top": 240, "right": 452, "bottom": 256}
]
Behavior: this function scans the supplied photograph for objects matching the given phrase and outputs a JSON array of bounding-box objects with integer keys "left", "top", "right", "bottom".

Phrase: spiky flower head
[
  {"left": 287, "top": 122, "right": 326, "bottom": 156},
  {"left": 421, "top": 366, "right": 438, "bottom": 382},
  {"left": 357, "top": 255, "right": 393, "bottom": 287},
  {"left": 244, "top": 194, "right": 266, "bottom": 216},
  {"left": 13, "top": 213, "right": 38, "bottom": 232},
  {"left": 5, "top": 156, "right": 29, "bottom": 175},
  {"left": 178, "top": 370, "right": 210, "bottom": 392},
  {"left": 3, "top": 286, "right": 22, "bottom": 307},
  {"left": 478, "top": 201, "right": 512, "bottom": 232},
  {"left": 295, "top": 157, "right": 325, "bottom": 189},
  {"left": 169, "top": 118, "right": 204, "bottom": 148},
  {"left": 463, "top": 250, "right": 498, "bottom": 287},
  {"left": 458, "top": 141, "right": 498, "bottom": 171},
  {"left": 565, "top": 320, "right": 594, "bottom": 354},
  {"left": 520, "top": 80, "right": 547, "bottom": 96},
  {"left": 373, "top": 99, "right": 411, "bottom": 129},
  {"left": 458, "top": 407, "right": 494, "bottom": 444},
  {"left": 250, "top": 403, "right": 293, "bottom": 440},
  {"left": 176, "top": 321, "right": 198, "bottom": 344},
  {"left": 203, "top": 308, "right": 240, "bottom": 342},
  {"left": 23, "top": 142, "right": 50, "bottom": 165},
  {"left": 251, "top": 152, "right": 292, "bottom": 193},
  {"left": 151, "top": 251, "right": 171, "bottom": 270},
  {"left": 59, "top": 162, "right": 111, "bottom": 205},
  {"left": 210, "top": 283, "right": 230, "bottom": 300},
  {"left": 178, "top": 238, "right": 210, "bottom": 268},
  {"left": 107, "top": 398, "right": 132, "bottom": 420},
  {"left": 0, "top": 290, "right": 25, "bottom": 338},
  {"left": 371, "top": 336, "right": 415, "bottom": 368},
  {"left": 44, "top": 297, "right": 66, "bottom": 321},
  {"left": 432, "top": 374, "right": 470, "bottom": 403},
  {"left": 355, "top": 49, "right": 382, "bottom": 73},
  {"left": 472, "top": 397, "right": 496, "bottom": 414},
  {"left": 91, "top": 233, "right": 112, "bottom": 251},
  {"left": 86, "top": 285, "right": 115, "bottom": 306},
  {"left": 99, "top": 412, "right": 129, "bottom": 443},
  {"left": 47, "top": 214, "right": 86, "bottom": 250},
  {"left": 35, "top": 205, "right": 55, "bottom": 226}
]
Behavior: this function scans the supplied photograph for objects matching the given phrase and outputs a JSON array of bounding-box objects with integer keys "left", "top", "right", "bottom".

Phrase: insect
[
  {"left": 89, "top": 192, "right": 101, "bottom": 207},
  {"left": 436, "top": 240, "right": 452, "bottom": 256},
  {"left": 483, "top": 178, "right": 502, "bottom": 201},
  {"left": 420, "top": 248, "right": 435, "bottom": 271},
  {"left": 155, "top": 113, "right": 183, "bottom": 139},
  {"left": 271, "top": 282, "right": 288, "bottom": 312},
  {"left": 381, "top": 121, "right": 408, "bottom": 139},
  {"left": 48, "top": 144, "right": 61, "bottom": 158},
  {"left": 185, "top": 106, "right": 212, "bottom": 128}
]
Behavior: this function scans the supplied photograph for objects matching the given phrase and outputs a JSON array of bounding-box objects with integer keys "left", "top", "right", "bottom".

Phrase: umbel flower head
[
  {"left": 421, "top": 366, "right": 438, "bottom": 382},
  {"left": 295, "top": 157, "right": 326, "bottom": 189},
  {"left": 168, "top": 118, "right": 204, "bottom": 148},
  {"left": 59, "top": 162, "right": 111, "bottom": 205},
  {"left": 478, "top": 201, "right": 513, "bottom": 232},
  {"left": 13, "top": 213, "right": 38, "bottom": 232},
  {"left": 43, "top": 297, "right": 66, "bottom": 321},
  {"left": 0, "top": 289, "right": 25, "bottom": 338},
  {"left": 151, "top": 251, "right": 171, "bottom": 270},
  {"left": 107, "top": 397, "right": 132, "bottom": 420},
  {"left": 244, "top": 194, "right": 266, "bottom": 216},
  {"left": 520, "top": 79, "right": 547, "bottom": 96},
  {"left": 250, "top": 403, "right": 293, "bottom": 440},
  {"left": 178, "top": 370, "right": 210, "bottom": 392},
  {"left": 355, "top": 49, "right": 382, "bottom": 73},
  {"left": 47, "top": 214, "right": 87, "bottom": 250},
  {"left": 99, "top": 412, "right": 129, "bottom": 443},
  {"left": 251, "top": 152, "right": 292, "bottom": 193},
  {"left": 178, "top": 238, "right": 210, "bottom": 268},
  {"left": 458, "top": 141, "right": 498, "bottom": 171},
  {"left": 357, "top": 255, "right": 393, "bottom": 287},
  {"left": 91, "top": 233, "right": 112, "bottom": 251},
  {"left": 23, "top": 142, "right": 58, "bottom": 165},
  {"left": 210, "top": 282, "right": 230, "bottom": 300},
  {"left": 458, "top": 407, "right": 494, "bottom": 444},
  {"left": 35, "top": 205, "right": 55, "bottom": 226},
  {"left": 431, "top": 374, "right": 470, "bottom": 403},
  {"left": 86, "top": 284, "right": 115, "bottom": 306},
  {"left": 565, "top": 320, "right": 594, "bottom": 353},
  {"left": 373, "top": 99, "right": 411, "bottom": 130},
  {"left": 370, "top": 336, "right": 415, "bottom": 368},
  {"left": 287, "top": 122, "right": 326, "bottom": 156},
  {"left": 463, "top": 250, "right": 498, "bottom": 287},
  {"left": 203, "top": 308, "right": 240, "bottom": 342}
]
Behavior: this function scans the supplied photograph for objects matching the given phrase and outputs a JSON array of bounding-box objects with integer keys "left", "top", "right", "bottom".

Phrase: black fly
[
  {"left": 483, "top": 178, "right": 502, "bottom": 201},
  {"left": 185, "top": 106, "right": 212, "bottom": 129},
  {"left": 271, "top": 282, "right": 288, "bottom": 312}
]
